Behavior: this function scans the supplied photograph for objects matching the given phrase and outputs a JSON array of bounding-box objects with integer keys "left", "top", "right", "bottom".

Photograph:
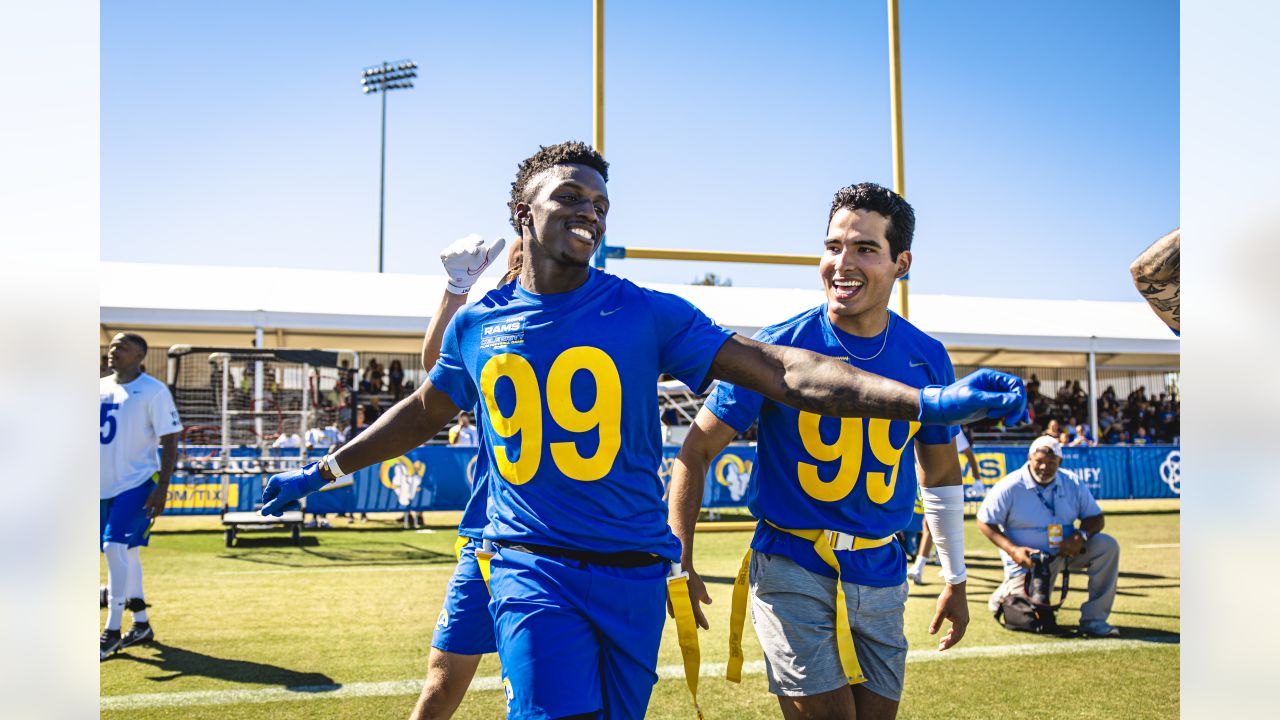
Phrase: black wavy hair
[
  {"left": 118, "top": 332, "right": 148, "bottom": 353},
  {"left": 508, "top": 141, "right": 609, "bottom": 234},
  {"left": 828, "top": 182, "right": 915, "bottom": 259}
]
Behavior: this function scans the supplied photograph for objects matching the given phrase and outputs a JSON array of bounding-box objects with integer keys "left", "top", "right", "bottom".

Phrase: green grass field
[{"left": 100, "top": 500, "right": 1179, "bottom": 719}]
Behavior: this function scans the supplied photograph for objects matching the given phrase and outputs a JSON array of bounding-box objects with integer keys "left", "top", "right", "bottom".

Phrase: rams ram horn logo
[
  {"left": 380, "top": 456, "right": 425, "bottom": 507},
  {"left": 714, "top": 454, "right": 753, "bottom": 502}
]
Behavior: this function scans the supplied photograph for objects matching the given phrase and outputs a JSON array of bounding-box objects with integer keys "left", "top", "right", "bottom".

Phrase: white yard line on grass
[{"left": 101, "top": 636, "right": 1178, "bottom": 711}]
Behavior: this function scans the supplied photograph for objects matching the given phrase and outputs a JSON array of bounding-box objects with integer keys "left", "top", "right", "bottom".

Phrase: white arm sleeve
[{"left": 922, "top": 484, "right": 967, "bottom": 584}]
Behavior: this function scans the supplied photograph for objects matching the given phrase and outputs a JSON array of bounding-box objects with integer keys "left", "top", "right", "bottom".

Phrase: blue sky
[{"left": 101, "top": 0, "right": 1177, "bottom": 300}]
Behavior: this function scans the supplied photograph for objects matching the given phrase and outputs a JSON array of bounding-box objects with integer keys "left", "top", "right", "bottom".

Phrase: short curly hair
[
  {"left": 828, "top": 182, "right": 915, "bottom": 259},
  {"left": 508, "top": 141, "right": 609, "bottom": 234}
]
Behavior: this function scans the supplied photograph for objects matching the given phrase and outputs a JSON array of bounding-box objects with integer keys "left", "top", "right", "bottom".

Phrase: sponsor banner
[
  {"left": 958, "top": 446, "right": 1172, "bottom": 500},
  {"left": 163, "top": 476, "right": 258, "bottom": 515},
  {"left": 166, "top": 443, "right": 1180, "bottom": 515},
  {"left": 305, "top": 446, "right": 478, "bottom": 514},
  {"left": 1129, "top": 446, "right": 1181, "bottom": 498},
  {"left": 165, "top": 482, "right": 240, "bottom": 512}
]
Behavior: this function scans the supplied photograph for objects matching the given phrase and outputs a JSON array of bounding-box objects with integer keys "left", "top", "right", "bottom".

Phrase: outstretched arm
[
  {"left": 666, "top": 408, "right": 739, "bottom": 629},
  {"left": 321, "top": 383, "right": 461, "bottom": 481},
  {"left": 1130, "top": 228, "right": 1180, "bottom": 333},
  {"left": 709, "top": 335, "right": 917, "bottom": 419},
  {"left": 261, "top": 383, "right": 461, "bottom": 514},
  {"left": 706, "top": 335, "right": 1025, "bottom": 425}
]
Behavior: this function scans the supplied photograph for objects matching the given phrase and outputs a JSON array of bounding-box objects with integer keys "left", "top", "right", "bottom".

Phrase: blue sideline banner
[
  {"left": 304, "top": 446, "right": 478, "bottom": 514},
  {"left": 165, "top": 443, "right": 1180, "bottom": 515},
  {"left": 1127, "top": 445, "right": 1181, "bottom": 499}
]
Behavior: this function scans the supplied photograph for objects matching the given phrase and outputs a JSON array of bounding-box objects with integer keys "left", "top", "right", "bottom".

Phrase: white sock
[
  {"left": 103, "top": 542, "right": 129, "bottom": 631},
  {"left": 911, "top": 555, "right": 927, "bottom": 574},
  {"left": 126, "top": 546, "right": 148, "bottom": 623}
]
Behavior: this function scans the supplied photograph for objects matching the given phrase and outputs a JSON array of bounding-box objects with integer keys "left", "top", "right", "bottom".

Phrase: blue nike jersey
[
  {"left": 704, "top": 307, "right": 957, "bottom": 586},
  {"left": 429, "top": 269, "right": 734, "bottom": 561}
]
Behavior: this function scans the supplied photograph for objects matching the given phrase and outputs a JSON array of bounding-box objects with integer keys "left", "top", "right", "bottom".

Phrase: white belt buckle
[
  {"left": 668, "top": 561, "right": 688, "bottom": 583},
  {"left": 827, "top": 531, "right": 856, "bottom": 552}
]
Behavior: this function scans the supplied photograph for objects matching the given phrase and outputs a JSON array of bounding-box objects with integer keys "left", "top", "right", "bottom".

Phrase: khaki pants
[{"left": 987, "top": 532, "right": 1120, "bottom": 625}]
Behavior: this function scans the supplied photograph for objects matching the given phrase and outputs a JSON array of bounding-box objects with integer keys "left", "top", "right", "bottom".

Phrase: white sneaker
[{"left": 907, "top": 568, "right": 925, "bottom": 585}]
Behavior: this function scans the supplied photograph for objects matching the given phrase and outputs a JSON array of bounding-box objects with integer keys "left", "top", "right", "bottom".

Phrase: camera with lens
[
  {"left": 995, "top": 550, "right": 1070, "bottom": 634},
  {"left": 1025, "top": 550, "right": 1056, "bottom": 605}
]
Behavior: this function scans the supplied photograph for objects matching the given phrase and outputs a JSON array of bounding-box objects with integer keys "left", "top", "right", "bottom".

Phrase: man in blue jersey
[
  {"left": 260, "top": 143, "right": 1025, "bottom": 720},
  {"left": 669, "top": 183, "right": 986, "bottom": 719}
]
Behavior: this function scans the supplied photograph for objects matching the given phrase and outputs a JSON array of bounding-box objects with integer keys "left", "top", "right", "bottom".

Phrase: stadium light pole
[{"left": 362, "top": 59, "right": 418, "bottom": 273}]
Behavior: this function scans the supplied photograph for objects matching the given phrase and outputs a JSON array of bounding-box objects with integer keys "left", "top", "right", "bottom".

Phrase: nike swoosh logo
[
  {"left": 600, "top": 306, "right": 623, "bottom": 316},
  {"left": 909, "top": 360, "right": 928, "bottom": 367},
  {"left": 465, "top": 246, "right": 501, "bottom": 276}
]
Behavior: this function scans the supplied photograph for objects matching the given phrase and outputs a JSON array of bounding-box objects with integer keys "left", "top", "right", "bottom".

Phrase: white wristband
[
  {"left": 921, "top": 484, "right": 967, "bottom": 585},
  {"left": 323, "top": 454, "right": 348, "bottom": 480}
]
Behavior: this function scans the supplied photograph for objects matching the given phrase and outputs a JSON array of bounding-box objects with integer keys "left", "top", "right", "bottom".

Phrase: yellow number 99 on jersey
[
  {"left": 796, "top": 413, "right": 920, "bottom": 504},
  {"left": 480, "top": 347, "right": 623, "bottom": 485}
]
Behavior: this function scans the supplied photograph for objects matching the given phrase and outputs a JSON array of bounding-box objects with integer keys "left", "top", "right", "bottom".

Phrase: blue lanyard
[{"left": 1032, "top": 479, "right": 1057, "bottom": 517}]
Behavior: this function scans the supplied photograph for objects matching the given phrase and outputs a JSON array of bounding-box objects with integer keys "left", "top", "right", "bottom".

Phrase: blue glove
[
  {"left": 918, "top": 369, "right": 1029, "bottom": 426},
  {"left": 260, "top": 461, "right": 330, "bottom": 517}
]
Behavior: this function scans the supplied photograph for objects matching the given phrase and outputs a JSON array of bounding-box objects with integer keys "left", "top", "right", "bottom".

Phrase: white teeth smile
[
  {"left": 833, "top": 278, "right": 864, "bottom": 289},
  {"left": 569, "top": 226, "right": 595, "bottom": 241}
]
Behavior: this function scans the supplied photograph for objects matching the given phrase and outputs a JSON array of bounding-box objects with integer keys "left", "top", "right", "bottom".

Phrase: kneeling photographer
[{"left": 976, "top": 436, "right": 1121, "bottom": 637}]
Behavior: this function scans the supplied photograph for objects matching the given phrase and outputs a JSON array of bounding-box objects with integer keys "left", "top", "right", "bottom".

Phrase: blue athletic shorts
[
  {"left": 100, "top": 478, "right": 156, "bottom": 549},
  {"left": 430, "top": 537, "right": 497, "bottom": 655},
  {"left": 488, "top": 546, "right": 669, "bottom": 720}
]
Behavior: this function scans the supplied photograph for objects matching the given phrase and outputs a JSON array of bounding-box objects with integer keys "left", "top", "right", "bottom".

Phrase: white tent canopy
[{"left": 101, "top": 261, "right": 1178, "bottom": 369}]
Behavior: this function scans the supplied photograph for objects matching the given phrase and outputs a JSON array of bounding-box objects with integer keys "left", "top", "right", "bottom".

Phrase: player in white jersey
[{"left": 100, "top": 333, "right": 183, "bottom": 660}]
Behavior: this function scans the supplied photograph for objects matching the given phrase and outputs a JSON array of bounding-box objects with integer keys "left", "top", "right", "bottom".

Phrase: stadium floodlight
[{"left": 361, "top": 58, "right": 417, "bottom": 273}]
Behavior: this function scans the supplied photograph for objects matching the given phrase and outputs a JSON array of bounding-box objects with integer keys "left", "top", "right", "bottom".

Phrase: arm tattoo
[
  {"left": 780, "top": 352, "right": 918, "bottom": 420},
  {"left": 1132, "top": 229, "right": 1180, "bottom": 329}
]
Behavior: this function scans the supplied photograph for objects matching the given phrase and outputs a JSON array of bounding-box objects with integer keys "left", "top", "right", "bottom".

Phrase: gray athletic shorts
[{"left": 749, "top": 550, "right": 909, "bottom": 700}]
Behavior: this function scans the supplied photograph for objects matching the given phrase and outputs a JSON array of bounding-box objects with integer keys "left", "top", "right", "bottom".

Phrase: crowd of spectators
[{"left": 1017, "top": 375, "right": 1179, "bottom": 446}]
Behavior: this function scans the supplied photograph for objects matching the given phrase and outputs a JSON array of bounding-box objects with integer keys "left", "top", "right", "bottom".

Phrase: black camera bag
[{"left": 995, "top": 552, "right": 1069, "bottom": 633}]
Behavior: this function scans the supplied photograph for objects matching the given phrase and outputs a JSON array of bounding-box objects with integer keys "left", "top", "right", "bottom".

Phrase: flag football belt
[
  {"left": 666, "top": 563, "right": 706, "bottom": 720},
  {"left": 495, "top": 541, "right": 668, "bottom": 568},
  {"left": 454, "top": 536, "right": 495, "bottom": 586},
  {"left": 726, "top": 520, "right": 894, "bottom": 686}
]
